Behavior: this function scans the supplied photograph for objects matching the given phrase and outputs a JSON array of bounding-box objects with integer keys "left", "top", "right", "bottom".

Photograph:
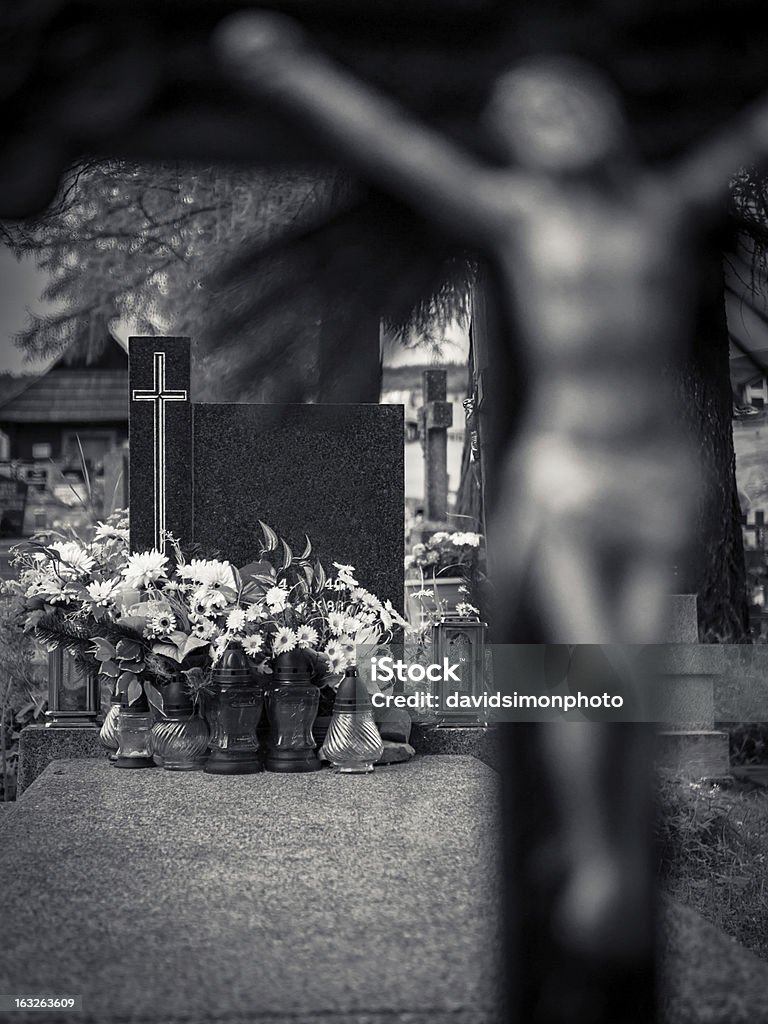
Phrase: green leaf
[
  {"left": 181, "top": 635, "right": 210, "bottom": 660},
  {"left": 92, "top": 638, "right": 117, "bottom": 662},
  {"left": 144, "top": 679, "right": 165, "bottom": 715},
  {"left": 313, "top": 559, "right": 326, "bottom": 594},
  {"left": 100, "top": 659, "right": 119, "bottom": 678},
  {"left": 127, "top": 678, "right": 143, "bottom": 705},
  {"left": 280, "top": 539, "right": 293, "bottom": 570},
  {"left": 153, "top": 642, "right": 183, "bottom": 663},
  {"left": 115, "top": 639, "right": 143, "bottom": 661},
  {"left": 299, "top": 535, "right": 312, "bottom": 560},
  {"left": 258, "top": 520, "right": 279, "bottom": 553},
  {"left": 118, "top": 671, "right": 136, "bottom": 689},
  {"left": 120, "top": 659, "right": 145, "bottom": 674}
]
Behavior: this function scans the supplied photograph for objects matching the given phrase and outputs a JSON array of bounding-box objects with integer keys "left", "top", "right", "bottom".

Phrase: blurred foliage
[{"left": 0, "top": 595, "right": 48, "bottom": 801}]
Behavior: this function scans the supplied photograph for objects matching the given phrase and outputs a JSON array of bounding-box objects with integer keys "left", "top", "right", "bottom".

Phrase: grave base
[
  {"left": 18, "top": 723, "right": 104, "bottom": 795},
  {"left": 411, "top": 724, "right": 500, "bottom": 771},
  {"left": 655, "top": 730, "right": 730, "bottom": 778}
]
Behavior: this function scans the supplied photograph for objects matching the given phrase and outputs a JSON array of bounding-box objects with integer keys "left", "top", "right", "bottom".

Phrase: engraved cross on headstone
[{"left": 129, "top": 338, "right": 192, "bottom": 555}]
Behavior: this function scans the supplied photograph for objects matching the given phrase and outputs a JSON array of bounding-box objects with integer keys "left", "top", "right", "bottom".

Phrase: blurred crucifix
[
  {"left": 214, "top": 15, "right": 768, "bottom": 1022},
  {"left": 215, "top": 12, "right": 768, "bottom": 647}
]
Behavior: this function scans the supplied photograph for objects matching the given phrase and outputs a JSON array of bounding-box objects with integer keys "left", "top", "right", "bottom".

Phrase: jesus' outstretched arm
[
  {"left": 214, "top": 12, "right": 531, "bottom": 243},
  {"left": 669, "top": 91, "right": 768, "bottom": 216}
]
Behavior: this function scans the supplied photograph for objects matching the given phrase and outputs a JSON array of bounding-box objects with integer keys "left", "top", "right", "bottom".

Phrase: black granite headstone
[{"left": 129, "top": 337, "right": 404, "bottom": 609}]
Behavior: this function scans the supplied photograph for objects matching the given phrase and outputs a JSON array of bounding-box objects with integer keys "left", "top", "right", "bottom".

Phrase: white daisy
[
  {"left": 324, "top": 640, "right": 341, "bottom": 660},
  {"left": 242, "top": 634, "right": 264, "bottom": 656},
  {"left": 456, "top": 602, "right": 480, "bottom": 618},
  {"left": 333, "top": 563, "right": 358, "bottom": 587},
  {"left": 122, "top": 550, "right": 168, "bottom": 589},
  {"left": 338, "top": 635, "right": 356, "bottom": 657},
  {"left": 327, "top": 612, "right": 346, "bottom": 636},
  {"left": 226, "top": 608, "right": 246, "bottom": 633},
  {"left": 326, "top": 652, "right": 347, "bottom": 674},
  {"left": 272, "top": 627, "right": 298, "bottom": 654},
  {"left": 150, "top": 610, "right": 176, "bottom": 636},
  {"left": 295, "top": 625, "right": 319, "bottom": 649},
  {"left": 192, "top": 618, "right": 217, "bottom": 640},
  {"left": 245, "top": 602, "right": 267, "bottom": 621}
]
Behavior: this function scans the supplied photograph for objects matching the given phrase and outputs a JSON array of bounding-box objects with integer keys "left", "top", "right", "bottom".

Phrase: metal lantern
[
  {"left": 204, "top": 644, "right": 263, "bottom": 775},
  {"left": 431, "top": 615, "right": 488, "bottom": 726},
  {"left": 45, "top": 649, "right": 100, "bottom": 728},
  {"left": 265, "top": 649, "right": 322, "bottom": 773},
  {"left": 320, "top": 666, "right": 384, "bottom": 773},
  {"left": 114, "top": 688, "right": 155, "bottom": 768},
  {"left": 151, "top": 672, "right": 210, "bottom": 772}
]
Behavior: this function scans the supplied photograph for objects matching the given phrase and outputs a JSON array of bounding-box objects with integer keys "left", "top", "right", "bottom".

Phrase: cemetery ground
[{"left": 656, "top": 765, "right": 768, "bottom": 962}]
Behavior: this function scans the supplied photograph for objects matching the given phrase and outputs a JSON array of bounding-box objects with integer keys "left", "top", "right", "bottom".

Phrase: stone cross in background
[
  {"left": 128, "top": 336, "right": 405, "bottom": 610},
  {"left": 420, "top": 369, "right": 453, "bottom": 522}
]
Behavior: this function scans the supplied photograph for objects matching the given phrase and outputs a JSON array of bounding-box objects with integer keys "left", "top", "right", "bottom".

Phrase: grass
[{"left": 655, "top": 768, "right": 768, "bottom": 960}]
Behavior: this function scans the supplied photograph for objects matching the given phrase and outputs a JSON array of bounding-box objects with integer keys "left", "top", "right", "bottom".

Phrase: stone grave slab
[{"left": 0, "top": 757, "right": 501, "bottom": 1024}]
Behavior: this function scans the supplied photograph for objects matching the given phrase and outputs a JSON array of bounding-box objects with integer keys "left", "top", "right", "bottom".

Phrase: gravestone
[
  {"left": 18, "top": 337, "right": 404, "bottom": 794},
  {"left": 420, "top": 369, "right": 452, "bottom": 523},
  {"left": 129, "top": 337, "right": 404, "bottom": 608},
  {"left": 655, "top": 595, "right": 729, "bottom": 777}
]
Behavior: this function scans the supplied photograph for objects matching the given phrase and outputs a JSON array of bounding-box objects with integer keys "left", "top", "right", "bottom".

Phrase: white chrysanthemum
[
  {"left": 190, "top": 588, "right": 228, "bottom": 614},
  {"left": 94, "top": 521, "right": 129, "bottom": 542},
  {"left": 265, "top": 585, "right": 288, "bottom": 611},
  {"left": 295, "top": 625, "right": 319, "bottom": 649},
  {"left": 197, "top": 560, "right": 236, "bottom": 590},
  {"left": 344, "top": 616, "right": 362, "bottom": 634},
  {"left": 430, "top": 531, "right": 449, "bottom": 544},
  {"left": 327, "top": 612, "right": 345, "bottom": 636},
  {"left": 86, "top": 579, "right": 118, "bottom": 606},
  {"left": 245, "top": 602, "right": 267, "bottom": 621},
  {"left": 242, "top": 633, "right": 264, "bottom": 656},
  {"left": 122, "top": 550, "right": 168, "bottom": 589},
  {"left": 272, "top": 627, "right": 298, "bottom": 654},
  {"left": 226, "top": 608, "right": 246, "bottom": 633},
  {"left": 50, "top": 541, "right": 95, "bottom": 579}
]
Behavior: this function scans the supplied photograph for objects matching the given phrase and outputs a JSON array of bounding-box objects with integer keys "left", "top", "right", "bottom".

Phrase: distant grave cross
[{"left": 130, "top": 349, "right": 188, "bottom": 550}]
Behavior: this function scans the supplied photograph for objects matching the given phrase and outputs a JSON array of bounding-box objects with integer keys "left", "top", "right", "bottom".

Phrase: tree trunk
[{"left": 673, "top": 243, "right": 750, "bottom": 642}]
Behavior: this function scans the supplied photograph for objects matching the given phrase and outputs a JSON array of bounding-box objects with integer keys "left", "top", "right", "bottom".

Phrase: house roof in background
[{"left": 0, "top": 333, "right": 128, "bottom": 423}]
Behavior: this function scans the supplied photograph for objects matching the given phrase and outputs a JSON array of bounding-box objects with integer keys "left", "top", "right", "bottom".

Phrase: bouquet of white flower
[{"left": 7, "top": 515, "right": 406, "bottom": 709}]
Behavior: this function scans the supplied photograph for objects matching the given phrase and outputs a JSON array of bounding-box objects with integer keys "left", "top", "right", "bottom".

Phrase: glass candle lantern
[
  {"left": 151, "top": 672, "right": 210, "bottom": 772},
  {"left": 98, "top": 689, "right": 122, "bottom": 761},
  {"left": 204, "top": 644, "right": 263, "bottom": 775},
  {"left": 114, "top": 687, "right": 155, "bottom": 768},
  {"left": 46, "top": 649, "right": 100, "bottom": 727},
  {"left": 432, "top": 615, "right": 488, "bottom": 726},
  {"left": 265, "top": 650, "right": 322, "bottom": 773},
  {"left": 320, "top": 666, "right": 383, "bottom": 773}
]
